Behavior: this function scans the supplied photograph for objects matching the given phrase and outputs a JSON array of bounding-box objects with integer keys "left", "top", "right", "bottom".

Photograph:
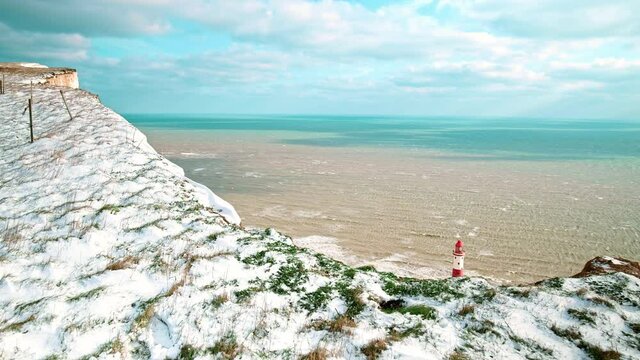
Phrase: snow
[
  {"left": 17, "top": 62, "right": 48, "bottom": 68},
  {"left": 1, "top": 68, "right": 639, "bottom": 359},
  {"left": 188, "top": 179, "right": 241, "bottom": 225}
]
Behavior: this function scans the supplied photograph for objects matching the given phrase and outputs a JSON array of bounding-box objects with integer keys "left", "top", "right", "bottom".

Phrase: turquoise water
[{"left": 127, "top": 114, "right": 640, "bottom": 161}]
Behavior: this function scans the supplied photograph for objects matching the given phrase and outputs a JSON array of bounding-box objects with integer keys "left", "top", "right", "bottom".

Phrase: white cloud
[
  {"left": 0, "top": 23, "right": 90, "bottom": 61},
  {"left": 441, "top": 0, "right": 640, "bottom": 39},
  {"left": 0, "top": 0, "right": 637, "bottom": 118},
  {"left": 0, "top": 0, "right": 172, "bottom": 37},
  {"left": 172, "top": 0, "right": 517, "bottom": 60}
]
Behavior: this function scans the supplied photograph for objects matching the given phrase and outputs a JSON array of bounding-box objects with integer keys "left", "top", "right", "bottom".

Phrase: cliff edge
[{"left": 0, "top": 64, "right": 638, "bottom": 360}]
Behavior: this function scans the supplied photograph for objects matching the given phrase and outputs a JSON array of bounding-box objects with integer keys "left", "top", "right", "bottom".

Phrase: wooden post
[
  {"left": 60, "top": 90, "right": 72, "bottom": 120},
  {"left": 28, "top": 98, "right": 34, "bottom": 143},
  {"left": 1, "top": 74, "right": 4, "bottom": 94}
]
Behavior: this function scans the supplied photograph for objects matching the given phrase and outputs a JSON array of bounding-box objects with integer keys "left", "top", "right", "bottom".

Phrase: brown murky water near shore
[{"left": 143, "top": 129, "right": 640, "bottom": 283}]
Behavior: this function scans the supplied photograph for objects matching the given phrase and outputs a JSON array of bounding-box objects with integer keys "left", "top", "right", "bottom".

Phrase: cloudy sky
[{"left": 1, "top": 0, "right": 638, "bottom": 118}]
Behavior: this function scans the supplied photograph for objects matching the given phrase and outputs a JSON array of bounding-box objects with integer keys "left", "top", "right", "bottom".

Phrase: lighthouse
[{"left": 452, "top": 239, "right": 465, "bottom": 277}]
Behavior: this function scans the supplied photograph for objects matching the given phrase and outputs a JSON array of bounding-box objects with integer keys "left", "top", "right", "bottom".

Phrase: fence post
[
  {"left": 60, "top": 90, "right": 73, "bottom": 120},
  {"left": 28, "top": 98, "right": 34, "bottom": 143},
  {"left": 1, "top": 74, "right": 4, "bottom": 95}
]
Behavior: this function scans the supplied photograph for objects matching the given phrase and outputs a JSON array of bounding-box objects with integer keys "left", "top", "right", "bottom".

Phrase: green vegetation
[
  {"left": 589, "top": 275, "right": 638, "bottom": 307},
  {"left": 357, "top": 265, "right": 377, "bottom": 272},
  {"left": 343, "top": 268, "right": 357, "bottom": 279},
  {"left": 568, "top": 308, "right": 597, "bottom": 325},
  {"left": 588, "top": 296, "right": 615, "bottom": 309},
  {"left": 78, "top": 339, "right": 124, "bottom": 360},
  {"left": 300, "top": 285, "right": 333, "bottom": 312},
  {"left": 550, "top": 324, "right": 582, "bottom": 341},
  {"left": 550, "top": 323, "right": 621, "bottom": 360},
  {"left": 468, "top": 319, "right": 501, "bottom": 337},
  {"left": 506, "top": 287, "right": 532, "bottom": 298},
  {"left": 234, "top": 286, "right": 262, "bottom": 302},
  {"left": 383, "top": 304, "right": 437, "bottom": 320},
  {"left": 207, "top": 232, "right": 222, "bottom": 242},
  {"left": 241, "top": 250, "right": 275, "bottom": 266},
  {"left": 388, "top": 323, "right": 424, "bottom": 340},
  {"left": 382, "top": 275, "right": 462, "bottom": 300},
  {"left": 310, "top": 315, "right": 356, "bottom": 333},
  {"left": 336, "top": 284, "right": 365, "bottom": 318},
  {"left": 15, "top": 297, "right": 48, "bottom": 313},
  {"left": 473, "top": 288, "right": 497, "bottom": 303},
  {"left": 67, "top": 286, "right": 106, "bottom": 302},
  {"left": 179, "top": 345, "right": 196, "bottom": 360},
  {"left": 578, "top": 342, "right": 621, "bottom": 360},
  {"left": 0, "top": 315, "right": 35, "bottom": 332},
  {"left": 314, "top": 253, "right": 347, "bottom": 275},
  {"left": 97, "top": 204, "right": 122, "bottom": 215},
  {"left": 269, "top": 257, "right": 308, "bottom": 294},
  {"left": 265, "top": 240, "right": 301, "bottom": 255},
  {"left": 210, "top": 293, "right": 229, "bottom": 308},
  {"left": 207, "top": 333, "right": 240, "bottom": 359},
  {"left": 543, "top": 277, "right": 564, "bottom": 289},
  {"left": 509, "top": 335, "right": 553, "bottom": 356}
]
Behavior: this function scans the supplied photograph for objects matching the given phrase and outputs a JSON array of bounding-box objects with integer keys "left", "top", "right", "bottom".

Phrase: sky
[{"left": 0, "top": 0, "right": 638, "bottom": 118}]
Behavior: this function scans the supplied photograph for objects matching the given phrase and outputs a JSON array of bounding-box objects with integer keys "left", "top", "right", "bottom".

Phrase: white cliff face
[
  {"left": 44, "top": 71, "right": 80, "bottom": 89},
  {"left": 1, "top": 62, "right": 79, "bottom": 89},
  {"left": 0, "top": 67, "right": 639, "bottom": 360}
]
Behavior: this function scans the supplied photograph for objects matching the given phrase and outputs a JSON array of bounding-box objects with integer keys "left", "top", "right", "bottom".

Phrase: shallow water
[{"left": 130, "top": 115, "right": 640, "bottom": 283}]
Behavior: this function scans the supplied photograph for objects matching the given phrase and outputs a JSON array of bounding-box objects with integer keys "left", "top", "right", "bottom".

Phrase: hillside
[{"left": 0, "top": 64, "right": 639, "bottom": 360}]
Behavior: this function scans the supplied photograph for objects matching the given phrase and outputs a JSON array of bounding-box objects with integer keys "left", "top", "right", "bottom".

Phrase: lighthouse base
[{"left": 452, "top": 268, "right": 464, "bottom": 277}]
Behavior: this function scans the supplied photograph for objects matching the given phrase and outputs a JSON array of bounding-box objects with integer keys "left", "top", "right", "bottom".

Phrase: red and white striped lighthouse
[{"left": 452, "top": 239, "right": 465, "bottom": 277}]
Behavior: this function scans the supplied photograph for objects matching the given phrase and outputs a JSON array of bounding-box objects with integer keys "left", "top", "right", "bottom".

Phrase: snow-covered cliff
[{"left": 0, "top": 64, "right": 638, "bottom": 359}]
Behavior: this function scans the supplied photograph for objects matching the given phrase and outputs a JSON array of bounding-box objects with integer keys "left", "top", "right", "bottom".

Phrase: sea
[{"left": 128, "top": 114, "right": 640, "bottom": 283}]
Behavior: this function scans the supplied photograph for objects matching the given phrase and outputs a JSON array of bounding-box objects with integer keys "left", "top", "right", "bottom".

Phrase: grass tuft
[
  {"left": 458, "top": 304, "right": 475, "bottom": 317},
  {"left": 449, "top": 351, "right": 470, "bottom": 360},
  {"left": 388, "top": 323, "right": 424, "bottom": 340},
  {"left": 474, "top": 288, "right": 497, "bottom": 303},
  {"left": 207, "top": 333, "right": 240, "bottom": 359},
  {"left": 135, "top": 303, "right": 155, "bottom": 329},
  {"left": 578, "top": 343, "right": 621, "bottom": 360},
  {"left": 550, "top": 324, "right": 582, "bottom": 341},
  {"left": 0, "top": 314, "right": 36, "bottom": 332},
  {"left": 179, "top": 344, "right": 197, "bottom": 360},
  {"left": 361, "top": 339, "right": 387, "bottom": 360},
  {"left": 67, "top": 286, "right": 106, "bottom": 302},
  {"left": 568, "top": 308, "right": 596, "bottom": 325},
  {"left": 211, "top": 293, "right": 229, "bottom": 308},
  {"left": 311, "top": 315, "right": 356, "bottom": 333},
  {"left": 106, "top": 256, "right": 137, "bottom": 271},
  {"left": 300, "top": 347, "right": 328, "bottom": 360}
]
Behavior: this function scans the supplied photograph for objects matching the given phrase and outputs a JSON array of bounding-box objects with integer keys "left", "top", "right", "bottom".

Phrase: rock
[{"left": 573, "top": 256, "right": 640, "bottom": 279}]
